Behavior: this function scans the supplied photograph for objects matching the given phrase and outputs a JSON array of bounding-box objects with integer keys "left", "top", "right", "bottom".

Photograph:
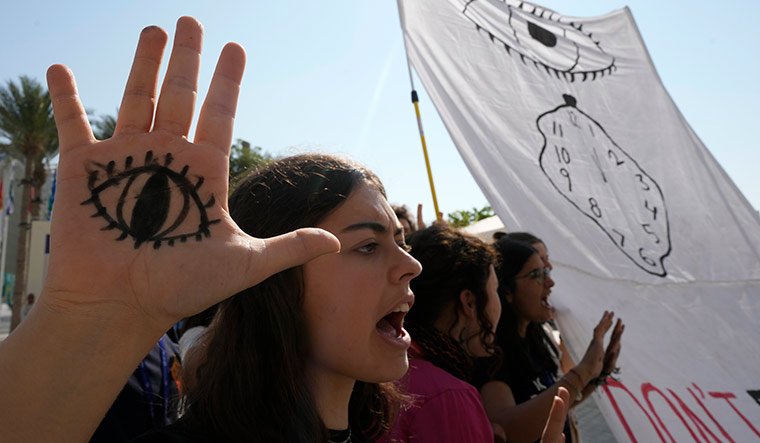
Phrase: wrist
[
  {"left": 571, "top": 365, "right": 593, "bottom": 386},
  {"left": 563, "top": 369, "right": 584, "bottom": 402},
  {"left": 39, "top": 287, "right": 172, "bottom": 340}
]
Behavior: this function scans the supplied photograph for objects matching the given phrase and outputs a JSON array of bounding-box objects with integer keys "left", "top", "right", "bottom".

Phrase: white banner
[{"left": 399, "top": 1, "right": 760, "bottom": 441}]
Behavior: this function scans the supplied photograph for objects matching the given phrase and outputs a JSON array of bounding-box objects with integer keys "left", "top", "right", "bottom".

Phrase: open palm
[{"left": 44, "top": 17, "right": 338, "bottom": 335}]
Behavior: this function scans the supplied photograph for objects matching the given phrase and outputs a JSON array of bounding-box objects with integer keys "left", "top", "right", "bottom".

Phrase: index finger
[
  {"left": 153, "top": 17, "right": 203, "bottom": 136},
  {"left": 593, "top": 311, "right": 614, "bottom": 338}
]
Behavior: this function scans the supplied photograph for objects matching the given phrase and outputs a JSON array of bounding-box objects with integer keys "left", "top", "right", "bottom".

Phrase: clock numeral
[
  {"left": 644, "top": 200, "right": 657, "bottom": 220},
  {"left": 608, "top": 149, "right": 625, "bottom": 166},
  {"left": 552, "top": 120, "right": 564, "bottom": 138},
  {"left": 552, "top": 121, "right": 564, "bottom": 137},
  {"left": 554, "top": 145, "right": 571, "bottom": 164},
  {"left": 589, "top": 197, "right": 602, "bottom": 218},
  {"left": 612, "top": 228, "right": 625, "bottom": 247},
  {"left": 560, "top": 168, "right": 572, "bottom": 192},
  {"left": 591, "top": 148, "right": 608, "bottom": 183},
  {"left": 635, "top": 173, "right": 651, "bottom": 191},
  {"left": 638, "top": 247, "right": 657, "bottom": 267},
  {"left": 568, "top": 110, "right": 581, "bottom": 128},
  {"left": 641, "top": 223, "right": 661, "bottom": 244}
]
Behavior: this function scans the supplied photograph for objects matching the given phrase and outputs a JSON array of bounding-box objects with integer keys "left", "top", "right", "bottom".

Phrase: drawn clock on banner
[{"left": 537, "top": 95, "right": 671, "bottom": 276}]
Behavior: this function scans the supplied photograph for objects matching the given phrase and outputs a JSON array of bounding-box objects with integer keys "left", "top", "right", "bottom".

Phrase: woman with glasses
[{"left": 474, "top": 239, "right": 624, "bottom": 443}]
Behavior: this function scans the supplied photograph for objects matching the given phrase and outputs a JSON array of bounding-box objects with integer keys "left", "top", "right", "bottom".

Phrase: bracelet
[
  {"left": 563, "top": 369, "right": 584, "bottom": 402},
  {"left": 593, "top": 367, "right": 621, "bottom": 385}
]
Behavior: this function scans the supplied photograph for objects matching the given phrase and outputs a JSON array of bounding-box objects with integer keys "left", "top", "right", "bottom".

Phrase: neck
[{"left": 309, "top": 366, "right": 356, "bottom": 431}]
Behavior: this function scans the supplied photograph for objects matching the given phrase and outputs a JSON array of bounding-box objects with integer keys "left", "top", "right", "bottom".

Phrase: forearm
[
  {"left": 487, "top": 369, "right": 588, "bottom": 443},
  {"left": 0, "top": 296, "right": 165, "bottom": 442},
  {"left": 486, "top": 382, "right": 568, "bottom": 443}
]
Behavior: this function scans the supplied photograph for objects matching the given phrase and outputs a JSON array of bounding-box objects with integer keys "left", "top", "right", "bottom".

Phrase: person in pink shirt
[{"left": 382, "top": 224, "right": 502, "bottom": 442}]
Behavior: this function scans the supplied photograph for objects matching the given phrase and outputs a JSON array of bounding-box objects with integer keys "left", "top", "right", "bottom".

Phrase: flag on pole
[{"left": 399, "top": 0, "right": 760, "bottom": 441}]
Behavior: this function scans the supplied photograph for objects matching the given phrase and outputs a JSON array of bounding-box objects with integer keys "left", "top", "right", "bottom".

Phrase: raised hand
[
  {"left": 417, "top": 203, "right": 425, "bottom": 230},
  {"left": 0, "top": 17, "right": 338, "bottom": 441},
  {"left": 601, "top": 318, "right": 624, "bottom": 379},
  {"left": 44, "top": 17, "right": 339, "bottom": 335},
  {"left": 574, "top": 311, "right": 615, "bottom": 384}
]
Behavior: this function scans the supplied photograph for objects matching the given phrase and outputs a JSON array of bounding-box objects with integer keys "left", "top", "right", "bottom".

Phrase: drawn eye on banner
[
  {"left": 455, "top": 0, "right": 616, "bottom": 81},
  {"left": 537, "top": 95, "right": 671, "bottom": 276}
]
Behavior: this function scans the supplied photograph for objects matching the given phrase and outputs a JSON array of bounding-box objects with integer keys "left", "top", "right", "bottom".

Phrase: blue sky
[{"left": 2, "top": 1, "right": 758, "bottom": 222}]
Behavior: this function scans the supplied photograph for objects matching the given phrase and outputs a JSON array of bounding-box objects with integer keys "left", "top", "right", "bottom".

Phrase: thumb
[
  {"left": 255, "top": 227, "right": 340, "bottom": 282},
  {"left": 541, "top": 388, "right": 569, "bottom": 443}
]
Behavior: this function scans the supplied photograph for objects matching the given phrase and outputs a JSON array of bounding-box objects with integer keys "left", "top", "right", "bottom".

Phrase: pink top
[{"left": 381, "top": 358, "right": 494, "bottom": 443}]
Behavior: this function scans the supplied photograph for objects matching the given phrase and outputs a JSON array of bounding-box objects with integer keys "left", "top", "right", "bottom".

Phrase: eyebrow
[{"left": 341, "top": 222, "right": 403, "bottom": 237}]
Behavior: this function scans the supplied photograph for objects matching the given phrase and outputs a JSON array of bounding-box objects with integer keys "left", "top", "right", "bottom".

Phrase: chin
[{"left": 362, "top": 355, "right": 410, "bottom": 383}]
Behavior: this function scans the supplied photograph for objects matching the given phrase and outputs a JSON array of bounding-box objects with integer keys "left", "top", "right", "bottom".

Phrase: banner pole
[{"left": 397, "top": 0, "right": 442, "bottom": 221}]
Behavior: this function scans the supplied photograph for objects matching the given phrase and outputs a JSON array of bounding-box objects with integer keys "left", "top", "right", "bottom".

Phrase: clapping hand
[{"left": 574, "top": 311, "right": 624, "bottom": 386}]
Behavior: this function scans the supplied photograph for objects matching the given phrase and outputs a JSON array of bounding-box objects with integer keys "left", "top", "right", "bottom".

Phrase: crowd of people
[{"left": 0, "top": 17, "right": 623, "bottom": 442}]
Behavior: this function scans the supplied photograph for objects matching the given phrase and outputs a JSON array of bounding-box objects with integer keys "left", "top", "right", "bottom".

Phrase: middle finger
[{"left": 153, "top": 16, "right": 203, "bottom": 136}]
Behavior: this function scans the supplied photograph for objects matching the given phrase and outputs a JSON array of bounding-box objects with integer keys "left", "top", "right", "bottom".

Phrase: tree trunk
[{"left": 9, "top": 156, "right": 34, "bottom": 332}]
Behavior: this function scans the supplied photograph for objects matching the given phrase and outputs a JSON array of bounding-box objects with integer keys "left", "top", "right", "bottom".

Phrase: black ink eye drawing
[
  {"left": 456, "top": 0, "right": 616, "bottom": 81},
  {"left": 537, "top": 95, "right": 671, "bottom": 276},
  {"left": 82, "top": 151, "right": 220, "bottom": 249}
]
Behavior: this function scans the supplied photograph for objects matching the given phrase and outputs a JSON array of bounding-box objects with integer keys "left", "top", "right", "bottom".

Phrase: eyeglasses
[{"left": 515, "top": 267, "right": 551, "bottom": 286}]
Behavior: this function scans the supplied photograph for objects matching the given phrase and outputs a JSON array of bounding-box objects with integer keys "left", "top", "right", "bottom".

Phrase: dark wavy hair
[
  {"left": 503, "top": 231, "right": 542, "bottom": 246},
  {"left": 179, "top": 154, "right": 400, "bottom": 442},
  {"left": 405, "top": 224, "right": 499, "bottom": 358},
  {"left": 493, "top": 239, "right": 558, "bottom": 385},
  {"left": 391, "top": 204, "right": 415, "bottom": 236}
]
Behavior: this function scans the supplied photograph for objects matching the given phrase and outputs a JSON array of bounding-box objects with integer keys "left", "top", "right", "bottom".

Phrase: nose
[
  {"left": 545, "top": 273, "right": 555, "bottom": 288},
  {"left": 392, "top": 246, "right": 422, "bottom": 283}
]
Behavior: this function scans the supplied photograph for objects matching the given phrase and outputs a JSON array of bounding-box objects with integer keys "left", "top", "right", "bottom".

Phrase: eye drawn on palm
[{"left": 44, "top": 17, "right": 338, "bottom": 331}]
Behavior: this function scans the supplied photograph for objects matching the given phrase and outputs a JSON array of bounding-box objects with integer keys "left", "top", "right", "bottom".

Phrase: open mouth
[
  {"left": 376, "top": 302, "right": 410, "bottom": 339},
  {"left": 541, "top": 295, "right": 552, "bottom": 309}
]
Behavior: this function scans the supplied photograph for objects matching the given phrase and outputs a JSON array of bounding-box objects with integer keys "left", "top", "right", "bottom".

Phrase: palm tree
[
  {"left": 0, "top": 76, "right": 58, "bottom": 331},
  {"left": 93, "top": 112, "right": 117, "bottom": 140}
]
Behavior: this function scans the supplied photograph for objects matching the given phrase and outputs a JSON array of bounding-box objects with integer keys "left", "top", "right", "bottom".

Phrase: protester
[
  {"left": 158, "top": 154, "right": 420, "bottom": 442},
  {"left": 0, "top": 17, "right": 572, "bottom": 443},
  {"left": 502, "top": 232, "right": 581, "bottom": 439},
  {"left": 382, "top": 224, "right": 502, "bottom": 442},
  {"left": 477, "top": 239, "right": 624, "bottom": 443},
  {"left": 502, "top": 232, "right": 574, "bottom": 373},
  {"left": 392, "top": 204, "right": 417, "bottom": 238}
]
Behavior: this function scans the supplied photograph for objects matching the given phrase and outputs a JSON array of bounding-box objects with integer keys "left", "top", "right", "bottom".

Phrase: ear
[{"left": 459, "top": 289, "right": 477, "bottom": 319}]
